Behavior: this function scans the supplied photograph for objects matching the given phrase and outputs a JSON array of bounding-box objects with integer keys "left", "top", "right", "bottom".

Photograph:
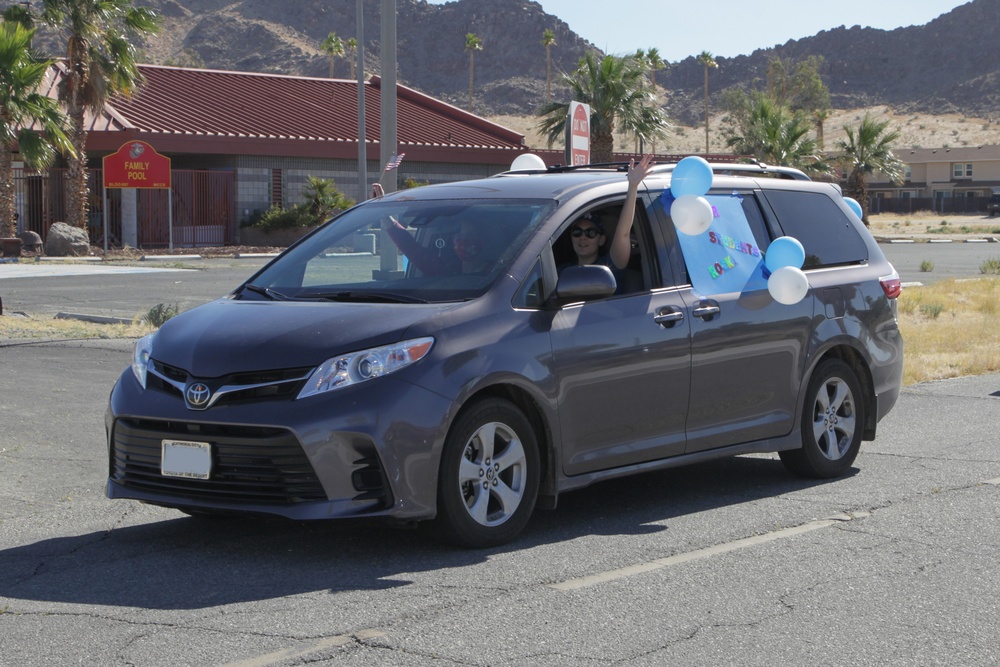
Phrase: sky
[{"left": 424, "top": 0, "right": 971, "bottom": 62}]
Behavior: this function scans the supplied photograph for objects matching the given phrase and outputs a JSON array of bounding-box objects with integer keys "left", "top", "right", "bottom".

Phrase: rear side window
[{"left": 762, "top": 190, "right": 868, "bottom": 268}]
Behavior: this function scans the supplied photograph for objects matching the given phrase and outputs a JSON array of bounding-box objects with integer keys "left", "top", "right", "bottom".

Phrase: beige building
[{"left": 865, "top": 145, "right": 1000, "bottom": 213}]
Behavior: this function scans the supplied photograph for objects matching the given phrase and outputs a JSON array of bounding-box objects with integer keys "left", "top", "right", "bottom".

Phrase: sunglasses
[{"left": 571, "top": 227, "right": 601, "bottom": 239}]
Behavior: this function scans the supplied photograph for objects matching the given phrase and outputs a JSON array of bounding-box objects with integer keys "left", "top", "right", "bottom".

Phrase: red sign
[
  {"left": 569, "top": 101, "right": 590, "bottom": 165},
  {"left": 103, "top": 141, "right": 171, "bottom": 189}
]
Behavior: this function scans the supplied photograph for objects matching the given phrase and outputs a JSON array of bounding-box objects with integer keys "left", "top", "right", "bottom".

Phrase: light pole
[
  {"left": 356, "top": 0, "right": 367, "bottom": 201},
  {"left": 378, "top": 0, "right": 398, "bottom": 275}
]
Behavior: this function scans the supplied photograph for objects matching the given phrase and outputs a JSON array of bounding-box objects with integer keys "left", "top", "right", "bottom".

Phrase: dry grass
[
  {"left": 867, "top": 212, "right": 1000, "bottom": 240},
  {"left": 0, "top": 314, "right": 154, "bottom": 341},
  {"left": 897, "top": 277, "right": 1000, "bottom": 385}
]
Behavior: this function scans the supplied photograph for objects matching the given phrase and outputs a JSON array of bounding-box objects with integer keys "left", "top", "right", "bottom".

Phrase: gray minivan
[{"left": 107, "top": 162, "right": 904, "bottom": 547}]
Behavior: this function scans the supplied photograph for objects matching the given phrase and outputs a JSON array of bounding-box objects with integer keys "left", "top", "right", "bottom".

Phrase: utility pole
[
  {"left": 356, "top": 0, "right": 367, "bottom": 200},
  {"left": 380, "top": 0, "right": 397, "bottom": 195},
  {"left": 379, "top": 0, "right": 398, "bottom": 274}
]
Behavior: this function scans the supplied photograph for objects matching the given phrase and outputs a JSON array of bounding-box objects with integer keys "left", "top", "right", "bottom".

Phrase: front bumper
[{"left": 106, "top": 370, "right": 454, "bottom": 521}]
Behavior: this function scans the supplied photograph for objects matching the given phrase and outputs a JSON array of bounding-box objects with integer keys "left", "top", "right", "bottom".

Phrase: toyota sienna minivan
[{"left": 106, "top": 160, "right": 903, "bottom": 547}]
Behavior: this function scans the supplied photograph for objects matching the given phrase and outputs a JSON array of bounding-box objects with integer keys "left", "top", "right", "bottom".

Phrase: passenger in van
[
  {"left": 371, "top": 183, "right": 497, "bottom": 276},
  {"left": 381, "top": 214, "right": 494, "bottom": 276},
  {"left": 560, "top": 154, "right": 655, "bottom": 288}
]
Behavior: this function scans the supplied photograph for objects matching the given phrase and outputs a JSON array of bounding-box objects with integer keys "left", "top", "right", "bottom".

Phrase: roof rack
[{"left": 504, "top": 159, "right": 811, "bottom": 181}]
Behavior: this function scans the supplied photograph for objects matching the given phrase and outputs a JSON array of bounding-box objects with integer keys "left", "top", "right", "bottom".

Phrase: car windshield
[{"left": 245, "top": 198, "right": 555, "bottom": 303}]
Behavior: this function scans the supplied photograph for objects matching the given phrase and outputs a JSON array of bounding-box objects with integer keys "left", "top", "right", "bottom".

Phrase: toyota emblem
[{"left": 185, "top": 383, "right": 211, "bottom": 407}]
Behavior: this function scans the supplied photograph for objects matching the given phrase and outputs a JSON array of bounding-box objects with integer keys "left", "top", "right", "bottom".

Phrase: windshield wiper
[
  {"left": 304, "top": 290, "right": 429, "bottom": 304},
  {"left": 241, "top": 284, "right": 292, "bottom": 301}
]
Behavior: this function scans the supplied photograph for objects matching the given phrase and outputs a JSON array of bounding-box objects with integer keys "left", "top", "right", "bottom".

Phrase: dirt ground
[{"left": 490, "top": 106, "right": 1000, "bottom": 155}]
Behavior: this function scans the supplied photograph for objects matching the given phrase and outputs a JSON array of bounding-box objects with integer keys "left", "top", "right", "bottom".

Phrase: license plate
[{"left": 161, "top": 440, "right": 212, "bottom": 479}]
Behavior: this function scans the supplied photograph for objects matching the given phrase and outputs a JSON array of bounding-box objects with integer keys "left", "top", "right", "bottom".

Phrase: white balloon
[
  {"left": 509, "top": 153, "right": 547, "bottom": 171},
  {"left": 768, "top": 266, "right": 810, "bottom": 305},
  {"left": 670, "top": 195, "right": 714, "bottom": 236}
]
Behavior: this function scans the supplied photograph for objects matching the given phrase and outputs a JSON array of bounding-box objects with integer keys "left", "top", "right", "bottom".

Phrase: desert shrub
[
  {"left": 146, "top": 303, "right": 180, "bottom": 327},
  {"left": 980, "top": 258, "right": 1000, "bottom": 275},
  {"left": 919, "top": 303, "right": 944, "bottom": 319},
  {"left": 246, "top": 177, "right": 355, "bottom": 231}
]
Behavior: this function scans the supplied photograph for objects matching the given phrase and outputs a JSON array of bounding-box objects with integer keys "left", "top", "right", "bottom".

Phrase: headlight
[
  {"left": 297, "top": 337, "right": 434, "bottom": 399},
  {"left": 131, "top": 333, "right": 155, "bottom": 388}
]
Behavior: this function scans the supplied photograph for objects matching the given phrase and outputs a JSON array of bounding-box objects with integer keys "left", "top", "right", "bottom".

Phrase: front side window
[
  {"left": 552, "top": 200, "right": 655, "bottom": 297},
  {"left": 247, "top": 199, "right": 554, "bottom": 303}
]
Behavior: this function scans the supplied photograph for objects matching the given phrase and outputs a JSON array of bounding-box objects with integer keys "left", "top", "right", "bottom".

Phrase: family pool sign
[
  {"left": 103, "top": 141, "right": 171, "bottom": 189},
  {"left": 102, "top": 141, "right": 175, "bottom": 249}
]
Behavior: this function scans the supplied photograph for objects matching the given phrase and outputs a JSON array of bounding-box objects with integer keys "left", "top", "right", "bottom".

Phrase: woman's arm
[{"left": 609, "top": 154, "right": 655, "bottom": 270}]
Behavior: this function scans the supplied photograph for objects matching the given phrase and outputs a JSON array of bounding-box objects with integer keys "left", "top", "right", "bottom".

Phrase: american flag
[{"left": 383, "top": 153, "right": 405, "bottom": 172}]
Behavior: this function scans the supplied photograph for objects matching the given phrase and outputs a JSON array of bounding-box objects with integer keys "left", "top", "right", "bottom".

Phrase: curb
[
  {"left": 55, "top": 312, "right": 137, "bottom": 325},
  {"left": 38, "top": 256, "right": 103, "bottom": 262},
  {"left": 141, "top": 254, "right": 203, "bottom": 261}
]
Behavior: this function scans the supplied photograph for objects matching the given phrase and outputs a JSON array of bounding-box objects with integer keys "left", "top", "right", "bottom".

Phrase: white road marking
[
  {"left": 0, "top": 265, "right": 192, "bottom": 280},
  {"left": 550, "top": 512, "right": 869, "bottom": 592},
  {"left": 217, "top": 630, "right": 385, "bottom": 667}
]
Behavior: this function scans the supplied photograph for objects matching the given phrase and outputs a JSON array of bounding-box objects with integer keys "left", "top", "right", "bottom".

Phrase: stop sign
[{"left": 569, "top": 101, "right": 590, "bottom": 165}]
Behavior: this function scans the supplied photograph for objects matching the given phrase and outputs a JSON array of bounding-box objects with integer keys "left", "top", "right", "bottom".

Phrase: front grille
[
  {"left": 148, "top": 361, "right": 312, "bottom": 408},
  {"left": 111, "top": 418, "right": 327, "bottom": 504}
]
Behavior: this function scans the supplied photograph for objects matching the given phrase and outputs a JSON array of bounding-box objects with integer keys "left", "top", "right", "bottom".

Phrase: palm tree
[
  {"left": 345, "top": 37, "right": 358, "bottom": 79},
  {"left": 536, "top": 52, "right": 668, "bottom": 164},
  {"left": 0, "top": 20, "right": 75, "bottom": 238},
  {"left": 541, "top": 28, "right": 556, "bottom": 103},
  {"left": 41, "top": 0, "right": 160, "bottom": 230},
  {"left": 813, "top": 107, "right": 830, "bottom": 150},
  {"left": 646, "top": 47, "right": 664, "bottom": 90},
  {"left": 837, "top": 113, "right": 904, "bottom": 225},
  {"left": 697, "top": 51, "right": 717, "bottom": 153},
  {"left": 2, "top": 3, "right": 33, "bottom": 28},
  {"left": 464, "top": 33, "right": 482, "bottom": 112},
  {"left": 725, "top": 92, "right": 829, "bottom": 176},
  {"left": 321, "top": 32, "right": 343, "bottom": 78}
]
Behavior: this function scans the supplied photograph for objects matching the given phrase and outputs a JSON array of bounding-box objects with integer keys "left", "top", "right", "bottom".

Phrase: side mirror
[{"left": 551, "top": 265, "right": 617, "bottom": 306}]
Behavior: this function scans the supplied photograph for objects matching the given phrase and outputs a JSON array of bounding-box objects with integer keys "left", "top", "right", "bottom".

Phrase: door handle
[
  {"left": 692, "top": 301, "right": 720, "bottom": 321},
  {"left": 654, "top": 306, "right": 684, "bottom": 327}
]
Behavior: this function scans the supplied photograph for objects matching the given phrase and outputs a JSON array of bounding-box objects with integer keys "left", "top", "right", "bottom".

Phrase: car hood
[{"left": 151, "top": 298, "right": 453, "bottom": 377}]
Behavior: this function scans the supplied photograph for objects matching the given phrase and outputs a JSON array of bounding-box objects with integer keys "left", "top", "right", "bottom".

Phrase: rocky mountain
[
  {"left": 659, "top": 0, "right": 1000, "bottom": 123},
  {"left": 38, "top": 0, "right": 1000, "bottom": 120}
]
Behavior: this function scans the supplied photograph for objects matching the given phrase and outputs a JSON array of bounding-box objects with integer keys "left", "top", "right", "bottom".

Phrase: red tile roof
[{"left": 47, "top": 64, "right": 526, "bottom": 162}]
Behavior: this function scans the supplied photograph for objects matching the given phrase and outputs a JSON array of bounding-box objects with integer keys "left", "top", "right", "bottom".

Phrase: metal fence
[
  {"left": 868, "top": 195, "right": 994, "bottom": 216},
  {"left": 11, "top": 168, "right": 236, "bottom": 248}
]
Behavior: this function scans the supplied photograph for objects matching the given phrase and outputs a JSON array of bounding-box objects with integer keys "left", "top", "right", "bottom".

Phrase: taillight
[{"left": 880, "top": 269, "right": 901, "bottom": 299}]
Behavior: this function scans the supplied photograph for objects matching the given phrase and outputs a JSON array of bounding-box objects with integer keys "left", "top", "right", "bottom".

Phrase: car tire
[
  {"left": 780, "top": 359, "right": 865, "bottom": 479},
  {"left": 434, "top": 398, "right": 540, "bottom": 548}
]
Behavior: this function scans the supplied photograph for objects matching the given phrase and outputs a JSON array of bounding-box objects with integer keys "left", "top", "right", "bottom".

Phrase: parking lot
[{"left": 1, "top": 247, "right": 999, "bottom": 665}]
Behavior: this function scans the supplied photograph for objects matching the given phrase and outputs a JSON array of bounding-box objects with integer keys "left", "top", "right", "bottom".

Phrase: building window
[
  {"left": 952, "top": 163, "right": 973, "bottom": 178},
  {"left": 904, "top": 165, "right": 912, "bottom": 180}
]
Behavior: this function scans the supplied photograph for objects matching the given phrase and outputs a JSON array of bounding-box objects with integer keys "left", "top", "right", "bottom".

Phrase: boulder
[
  {"left": 44, "top": 222, "right": 91, "bottom": 257},
  {"left": 18, "top": 230, "right": 43, "bottom": 253}
]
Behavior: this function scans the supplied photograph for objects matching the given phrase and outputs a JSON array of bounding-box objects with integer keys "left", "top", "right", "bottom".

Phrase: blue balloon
[
  {"left": 764, "top": 236, "right": 806, "bottom": 272},
  {"left": 844, "top": 197, "right": 863, "bottom": 219},
  {"left": 670, "top": 156, "right": 713, "bottom": 198}
]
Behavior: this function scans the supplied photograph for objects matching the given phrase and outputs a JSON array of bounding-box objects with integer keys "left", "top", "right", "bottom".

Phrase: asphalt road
[
  {"left": 1, "top": 241, "right": 998, "bottom": 321},
  {"left": 0, "top": 338, "right": 998, "bottom": 666}
]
